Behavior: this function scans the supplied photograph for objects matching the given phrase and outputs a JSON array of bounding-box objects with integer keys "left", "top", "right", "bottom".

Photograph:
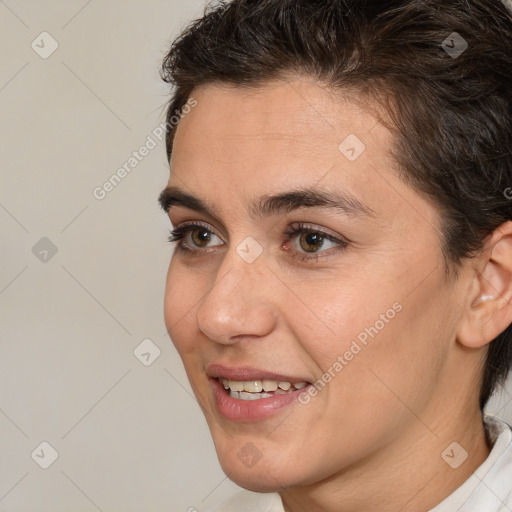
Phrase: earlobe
[{"left": 457, "top": 221, "right": 512, "bottom": 349}]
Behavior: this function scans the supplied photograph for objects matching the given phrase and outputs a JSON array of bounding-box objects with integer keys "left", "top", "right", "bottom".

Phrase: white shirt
[{"left": 207, "top": 415, "right": 512, "bottom": 512}]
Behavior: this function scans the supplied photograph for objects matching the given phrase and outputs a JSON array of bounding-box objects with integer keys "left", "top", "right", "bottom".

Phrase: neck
[{"left": 280, "top": 407, "right": 490, "bottom": 512}]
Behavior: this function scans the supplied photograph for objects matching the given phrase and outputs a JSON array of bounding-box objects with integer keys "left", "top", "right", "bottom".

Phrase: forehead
[
  {"left": 173, "top": 78, "right": 387, "bottom": 159},
  {"left": 171, "top": 79, "right": 394, "bottom": 204},
  {"left": 167, "top": 77, "right": 444, "bottom": 242}
]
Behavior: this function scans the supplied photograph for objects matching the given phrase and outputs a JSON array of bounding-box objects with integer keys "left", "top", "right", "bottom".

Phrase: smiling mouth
[{"left": 218, "top": 377, "right": 310, "bottom": 400}]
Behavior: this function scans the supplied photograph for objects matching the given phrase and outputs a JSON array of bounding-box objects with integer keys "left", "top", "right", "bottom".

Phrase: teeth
[
  {"left": 237, "top": 390, "right": 288, "bottom": 400},
  {"left": 239, "top": 391, "right": 260, "bottom": 400},
  {"left": 262, "top": 380, "right": 278, "bottom": 391},
  {"left": 221, "top": 377, "right": 309, "bottom": 399},
  {"left": 229, "top": 380, "right": 244, "bottom": 392},
  {"left": 243, "top": 381, "right": 263, "bottom": 392}
]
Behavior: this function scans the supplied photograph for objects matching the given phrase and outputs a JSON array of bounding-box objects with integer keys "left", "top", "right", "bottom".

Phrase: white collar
[{"left": 431, "top": 414, "right": 512, "bottom": 511}]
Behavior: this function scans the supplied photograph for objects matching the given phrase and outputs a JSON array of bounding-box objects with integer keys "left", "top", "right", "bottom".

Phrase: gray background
[{"left": 0, "top": 1, "right": 511, "bottom": 511}]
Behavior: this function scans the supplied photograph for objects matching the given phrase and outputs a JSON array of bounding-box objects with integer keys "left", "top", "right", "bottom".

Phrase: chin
[
  {"left": 216, "top": 450, "right": 312, "bottom": 493},
  {"left": 222, "top": 465, "right": 286, "bottom": 493}
]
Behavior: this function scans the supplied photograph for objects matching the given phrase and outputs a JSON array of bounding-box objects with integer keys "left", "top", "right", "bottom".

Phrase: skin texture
[{"left": 162, "top": 77, "right": 512, "bottom": 512}]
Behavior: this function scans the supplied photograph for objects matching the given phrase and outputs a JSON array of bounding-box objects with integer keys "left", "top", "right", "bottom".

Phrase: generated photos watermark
[
  {"left": 92, "top": 97, "right": 198, "bottom": 201},
  {"left": 299, "top": 301, "right": 403, "bottom": 404}
]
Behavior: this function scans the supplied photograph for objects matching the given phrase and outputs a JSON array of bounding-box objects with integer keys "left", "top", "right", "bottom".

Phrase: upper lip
[{"left": 206, "top": 364, "right": 311, "bottom": 383}]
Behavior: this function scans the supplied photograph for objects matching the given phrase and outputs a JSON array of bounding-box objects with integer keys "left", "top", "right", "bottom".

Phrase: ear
[{"left": 457, "top": 220, "right": 512, "bottom": 349}]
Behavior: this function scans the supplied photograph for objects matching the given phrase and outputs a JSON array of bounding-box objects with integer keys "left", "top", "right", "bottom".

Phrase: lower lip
[{"left": 210, "top": 378, "right": 310, "bottom": 422}]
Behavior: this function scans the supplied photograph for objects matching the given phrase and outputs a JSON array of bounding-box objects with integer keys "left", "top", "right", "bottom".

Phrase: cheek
[
  {"left": 283, "top": 272, "right": 404, "bottom": 365},
  {"left": 286, "top": 263, "right": 450, "bottom": 416},
  {"left": 316, "top": 278, "right": 452, "bottom": 427},
  {"left": 163, "top": 260, "right": 202, "bottom": 357}
]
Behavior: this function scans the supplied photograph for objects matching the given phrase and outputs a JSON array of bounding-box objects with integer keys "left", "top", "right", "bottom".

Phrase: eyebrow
[{"left": 158, "top": 185, "right": 376, "bottom": 220}]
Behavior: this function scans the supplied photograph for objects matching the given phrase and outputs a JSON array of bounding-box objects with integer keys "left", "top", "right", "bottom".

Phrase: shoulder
[{"left": 205, "top": 489, "right": 284, "bottom": 512}]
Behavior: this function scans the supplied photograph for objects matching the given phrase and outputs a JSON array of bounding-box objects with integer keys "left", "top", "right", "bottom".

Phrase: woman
[{"left": 158, "top": 0, "right": 512, "bottom": 510}]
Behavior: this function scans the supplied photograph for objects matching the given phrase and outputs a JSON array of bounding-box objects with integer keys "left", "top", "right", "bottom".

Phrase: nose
[{"left": 196, "top": 247, "right": 278, "bottom": 345}]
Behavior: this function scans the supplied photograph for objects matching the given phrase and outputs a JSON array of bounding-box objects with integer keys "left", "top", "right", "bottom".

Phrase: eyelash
[{"left": 167, "top": 222, "right": 349, "bottom": 262}]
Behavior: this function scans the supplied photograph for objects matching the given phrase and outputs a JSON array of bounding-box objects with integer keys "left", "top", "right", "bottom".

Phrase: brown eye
[
  {"left": 167, "top": 223, "right": 223, "bottom": 251},
  {"left": 191, "top": 228, "right": 213, "bottom": 248},
  {"left": 283, "top": 223, "right": 348, "bottom": 262},
  {"left": 298, "top": 232, "right": 325, "bottom": 253}
]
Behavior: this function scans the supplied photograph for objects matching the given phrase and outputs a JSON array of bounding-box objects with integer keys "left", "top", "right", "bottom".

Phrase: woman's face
[{"left": 162, "top": 78, "right": 474, "bottom": 491}]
